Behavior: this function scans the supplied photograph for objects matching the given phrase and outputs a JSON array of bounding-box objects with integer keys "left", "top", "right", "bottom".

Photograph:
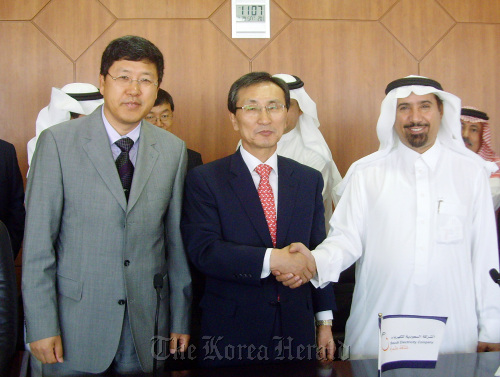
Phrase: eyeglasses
[
  {"left": 235, "top": 103, "right": 286, "bottom": 118},
  {"left": 107, "top": 73, "right": 158, "bottom": 88},
  {"left": 145, "top": 113, "right": 173, "bottom": 123}
]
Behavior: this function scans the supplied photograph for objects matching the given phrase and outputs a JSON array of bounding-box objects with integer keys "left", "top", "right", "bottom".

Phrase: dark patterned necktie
[{"left": 115, "top": 137, "right": 134, "bottom": 201}]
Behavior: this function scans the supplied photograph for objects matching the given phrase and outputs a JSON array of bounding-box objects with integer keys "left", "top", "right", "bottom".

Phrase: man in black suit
[
  {"left": 182, "top": 72, "right": 336, "bottom": 368},
  {"left": 0, "top": 220, "right": 17, "bottom": 374},
  {"left": 145, "top": 88, "right": 203, "bottom": 171},
  {"left": 0, "top": 139, "right": 25, "bottom": 258}
]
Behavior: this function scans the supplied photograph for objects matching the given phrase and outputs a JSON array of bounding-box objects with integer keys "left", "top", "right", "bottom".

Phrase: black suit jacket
[
  {"left": 182, "top": 150, "right": 335, "bottom": 367},
  {"left": 187, "top": 148, "right": 203, "bottom": 171},
  {"left": 0, "top": 221, "right": 17, "bottom": 374},
  {"left": 0, "top": 140, "right": 25, "bottom": 257}
]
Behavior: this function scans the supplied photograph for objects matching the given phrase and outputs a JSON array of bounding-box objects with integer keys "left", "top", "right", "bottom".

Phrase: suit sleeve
[
  {"left": 181, "top": 168, "right": 266, "bottom": 286},
  {"left": 166, "top": 144, "right": 192, "bottom": 334},
  {"left": 22, "top": 130, "right": 63, "bottom": 343},
  {"left": 4, "top": 143, "right": 25, "bottom": 258},
  {"left": 309, "top": 171, "right": 337, "bottom": 313}
]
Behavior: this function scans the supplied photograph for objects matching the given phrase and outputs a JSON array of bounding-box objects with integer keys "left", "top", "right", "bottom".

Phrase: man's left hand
[
  {"left": 477, "top": 341, "right": 500, "bottom": 352},
  {"left": 170, "top": 333, "right": 190, "bottom": 354},
  {"left": 317, "top": 325, "right": 335, "bottom": 361}
]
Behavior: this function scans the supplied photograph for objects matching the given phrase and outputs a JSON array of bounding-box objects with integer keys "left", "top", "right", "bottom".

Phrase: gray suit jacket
[{"left": 22, "top": 107, "right": 192, "bottom": 373}]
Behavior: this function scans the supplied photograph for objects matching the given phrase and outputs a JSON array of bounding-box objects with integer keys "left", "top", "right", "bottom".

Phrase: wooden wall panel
[
  {"left": 437, "top": 0, "right": 500, "bottom": 23},
  {"left": 75, "top": 20, "right": 250, "bottom": 163},
  {"left": 275, "top": 0, "right": 397, "bottom": 20},
  {"left": 381, "top": 0, "right": 455, "bottom": 60},
  {"left": 33, "top": 0, "right": 115, "bottom": 60},
  {"left": 0, "top": 22, "right": 74, "bottom": 175},
  {"left": 99, "top": 0, "right": 225, "bottom": 19},
  {"left": 253, "top": 20, "right": 418, "bottom": 175},
  {"left": 0, "top": 0, "right": 49, "bottom": 20},
  {"left": 421, "top": 23, "right": 500, "bottom": 152},
  {"left": 0, "top": 0, "right": 499, "bottom": 186}
]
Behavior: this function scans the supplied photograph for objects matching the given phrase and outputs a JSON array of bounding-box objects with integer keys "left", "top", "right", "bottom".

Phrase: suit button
[
  {"left": 118, "top": 299, "right": 126, "bottom": 305},
  {"left": 124, "top": 260, "right": 130, "bottom": 266}
]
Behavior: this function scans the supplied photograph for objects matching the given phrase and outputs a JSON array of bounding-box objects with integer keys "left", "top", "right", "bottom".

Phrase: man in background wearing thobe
[
  {"left": 27, "top": 82, "right": 104, "bottom": 168},
  {"left": 461, "top": 106, "right": 500, "bottom": 211}
]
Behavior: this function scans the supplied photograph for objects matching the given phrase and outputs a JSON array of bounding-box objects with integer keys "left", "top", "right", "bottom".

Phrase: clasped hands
[{"left": 270, "top": 242, "right": 315, "bottom": 289}]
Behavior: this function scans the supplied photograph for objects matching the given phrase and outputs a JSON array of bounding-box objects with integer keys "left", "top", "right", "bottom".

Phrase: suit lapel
[
  {"left": 81, "top": 110, "right": 127, "bottom": 212},
  {"left": 276, "top": 157, "right": 299, "bottom": 247},
  {"left": 127, "top": 124, "right": 158, "bottom": 212},
  {"left": 229, "top": 152, "right": 274, "bottom": 247}
]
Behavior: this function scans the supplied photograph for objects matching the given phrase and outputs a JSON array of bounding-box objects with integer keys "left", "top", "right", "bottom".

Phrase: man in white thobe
[
  {"left": 278, "top": 76, "right": 500, "bottom": 360},
  {"left": 461, "top": 106, "right": 500, "bottom": 211},
  {"left": 27, "top": 83, "right": 104, "bottom": 168},
  {"left": 273, "top": 74, "right": 342, "bottom": 226}
]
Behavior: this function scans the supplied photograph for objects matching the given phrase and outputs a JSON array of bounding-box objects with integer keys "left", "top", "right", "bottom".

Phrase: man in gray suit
[{"left": 22, "top": 35, "right": 192, "bottom": 376}]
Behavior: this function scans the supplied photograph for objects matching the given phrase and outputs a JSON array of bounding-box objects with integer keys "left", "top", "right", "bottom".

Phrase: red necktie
[{"left": 255, "top": 164, "right": 277, "bottom": 247}]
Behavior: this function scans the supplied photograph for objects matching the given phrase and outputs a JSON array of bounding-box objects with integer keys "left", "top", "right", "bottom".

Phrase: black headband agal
[
  {"left": 67, "top": 91, "right": 103, "bottom": 101},
  {"left": 385, "top": 77, "right": 443, "bottom": 95},
  {"left": 461, "top": 108, "right": 489, "bottom": 121},
  {"left": 287, "top": 75, "right": 304, "bottom": 90}
]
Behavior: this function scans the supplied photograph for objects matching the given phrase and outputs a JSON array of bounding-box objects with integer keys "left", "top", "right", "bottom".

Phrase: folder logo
[{"left": 378, "top": 314, "right": 447, "bottom": 375}]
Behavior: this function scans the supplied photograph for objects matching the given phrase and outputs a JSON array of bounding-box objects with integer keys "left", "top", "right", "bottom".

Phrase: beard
[{"left": 403, "top": 122, "right": 429, "bottom": 148}]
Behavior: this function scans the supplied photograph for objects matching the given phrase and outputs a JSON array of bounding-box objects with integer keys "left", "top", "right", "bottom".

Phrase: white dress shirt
[
  {"left": 239, "top": 146, "right": 332, "bottom": 321},
  {"left": 102, "top": 107, "right": 141, "bottom": 166}
]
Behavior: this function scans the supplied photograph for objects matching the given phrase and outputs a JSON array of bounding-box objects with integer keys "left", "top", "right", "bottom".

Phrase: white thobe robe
[
  {"left": 277, "top": 125, "right": 341, "bottom": 228},
  {"left": 312, "top": 141, "right": 500, "bottom": 359}
]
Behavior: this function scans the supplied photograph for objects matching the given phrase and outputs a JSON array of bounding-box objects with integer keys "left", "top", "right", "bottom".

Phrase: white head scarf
[
  {"left": 27, "top": 83, "right": 104, "bottom": 166},
  {"left": 272, "top": 74, "right": 330, "bottom": 159},
  {"left": 272, "top": 74, "right": 342, "bottom": 195},
  {"left": 336, "top": 75, "right": 496, "bottom": 197}
]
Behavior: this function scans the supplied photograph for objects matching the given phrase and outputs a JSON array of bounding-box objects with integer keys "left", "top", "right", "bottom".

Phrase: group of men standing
[{"left": 18, "top": 34, "right": 500, "bottom": 377}]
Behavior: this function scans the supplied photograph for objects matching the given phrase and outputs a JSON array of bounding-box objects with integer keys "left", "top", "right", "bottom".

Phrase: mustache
[
  {"left": 403, "top": 122, "right": 429, "bottom": 129},
  {"left": 255, "top": 126, "right": 277, "bottom": 133},
  {"left": 463, "top": 138, "right": 473, "bottom": 147}
]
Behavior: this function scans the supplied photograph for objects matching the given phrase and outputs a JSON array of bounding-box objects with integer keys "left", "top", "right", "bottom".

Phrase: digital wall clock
[{"left": 232, "top": 0, "right": 270, "bottom": 39}]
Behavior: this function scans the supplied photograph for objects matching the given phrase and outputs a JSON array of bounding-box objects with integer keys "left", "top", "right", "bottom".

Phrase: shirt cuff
[
  {"left": 261, "top": 248, "right": 273, "bottom": 278},
  {"left": 311, "top": 248, "right": 343, "bottom": 288},
  {"left": 315, "top": 310, "right": 333, "bottom": 321}
]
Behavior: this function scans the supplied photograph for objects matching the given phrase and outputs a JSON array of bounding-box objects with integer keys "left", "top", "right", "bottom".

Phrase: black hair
[
  {"left": 100, "top": 35, "right": 164, "bottom": 85},
  {"left": 227, "top": 72, "right": 290, "bottom": 114},
  {"left": 154, "top": 88, "right": 174, "bottom": 111}
]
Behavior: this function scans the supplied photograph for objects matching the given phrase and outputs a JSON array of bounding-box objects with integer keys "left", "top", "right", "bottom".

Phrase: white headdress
[
  {"left": 27, "top": 83, "right": 104, "bottom": 166},
  {"left": 272, "top": 74, "right": 342, "bottom": 193},
  {"left": 335, "top": 75, "right": 496, "bottom": 196}
]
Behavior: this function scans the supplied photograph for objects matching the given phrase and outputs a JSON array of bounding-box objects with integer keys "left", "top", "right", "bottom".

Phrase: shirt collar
[
  {"left": 101, "top": 107, "right": 141, "bottom": 145},
  {"left": 239, "top": 145, "right": 278, "bottom": 175},
  {"left": 397, "top": 138, "right": 442, "bottom": 171}
]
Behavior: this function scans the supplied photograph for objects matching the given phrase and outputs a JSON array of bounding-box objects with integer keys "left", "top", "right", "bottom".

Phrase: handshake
[{"left": 270, "top": 243, "right": 315, "bottom": 289}]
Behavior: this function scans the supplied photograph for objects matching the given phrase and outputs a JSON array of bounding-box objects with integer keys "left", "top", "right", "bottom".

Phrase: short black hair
[
  {"left": 100, "top": 35, "right": 164, "bottom": 85},
  {"left": 154, "top": 88, "right": 174, "bottom": 111},
  {"left": 227, "top": 71, "right": 290, "bottom": 114}
]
